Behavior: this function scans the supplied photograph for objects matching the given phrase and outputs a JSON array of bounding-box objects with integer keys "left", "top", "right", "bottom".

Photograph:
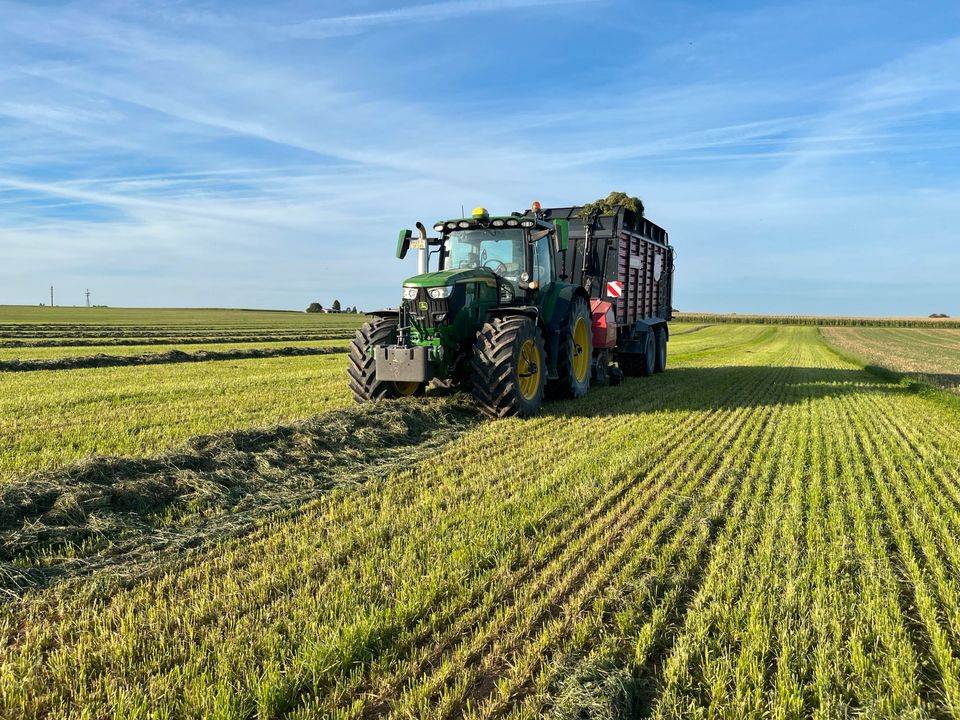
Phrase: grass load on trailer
[{"left": 347, "top": 194, "right": 675, "bottom": 418}]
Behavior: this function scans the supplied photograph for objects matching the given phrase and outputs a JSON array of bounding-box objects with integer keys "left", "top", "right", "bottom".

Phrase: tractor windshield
[{"left": 443, "top": 229, "right": 526, "bottom": 289}]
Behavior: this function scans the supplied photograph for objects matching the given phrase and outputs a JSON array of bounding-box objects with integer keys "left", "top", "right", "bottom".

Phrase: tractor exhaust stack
[{"left": 415, "top": 222, "right": 430, "bottom": 275}]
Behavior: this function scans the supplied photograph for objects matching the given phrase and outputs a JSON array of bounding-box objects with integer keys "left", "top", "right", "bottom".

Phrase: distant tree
[
  {"left": 930, "top": 313, "right": 950, "bottom": 318},
  {"left": 332, "top": 299, "right": 342, "bottom": 312},
  {"left": 306, "top": 302, "right": 323, "bottom": 313}
]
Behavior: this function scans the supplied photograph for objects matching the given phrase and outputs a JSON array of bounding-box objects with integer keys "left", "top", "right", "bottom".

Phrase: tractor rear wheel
[
  {"left": 653, "top": 327, "right": 667, "bottom": 373},
  {"left": 471, "top": 316, "right": 545, "bottom": 418},
  {"left": 619, "top": 332, "right": 655, "bottom": 377},
  {"left": 549, "top": 296, "right": 593, "bottom": 400},
  {"left": 347, "top": 317, "right": 424, "bottom": 402}
]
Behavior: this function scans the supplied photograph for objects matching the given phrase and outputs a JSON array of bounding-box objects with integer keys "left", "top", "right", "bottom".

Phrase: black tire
[
  {"left": 347, "top": 317, "right": 424, "bottom": 402},
  {"left": 471, "top": 316, "right": 546, "bottom": 418},
  {"left": 549, "top": 296, "right": 593, "bottom": 399},
  {"left": 618, "top": 332, "right": 655, "bottom": 377},
  {"left": 653, "top": 327, "right": 667, "bottom": 373}
]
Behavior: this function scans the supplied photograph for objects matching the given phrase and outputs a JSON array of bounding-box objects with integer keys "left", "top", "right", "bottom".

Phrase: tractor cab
[{"left": 424, "top": 208, "right": 565, "bottom": 304}]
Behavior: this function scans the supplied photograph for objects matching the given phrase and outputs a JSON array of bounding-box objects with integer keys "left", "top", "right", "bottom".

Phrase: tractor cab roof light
[
  {"left": 445, "top": 221, "right": 457, "bottom": 230},
  {"left": 492, "top": 219, "right": 505, "bottom": 227},
  {"left": 506, "top": 218, "right": 520, "bottom": 227},
  {"left": 520, "top": 220, "right": 535, "bottom": 228},
  {"left": 433, "top": 223, "right": 445, "bottom": 232},
  {"left": 457, "top": 220, "right": 471, "bottom": 228}
]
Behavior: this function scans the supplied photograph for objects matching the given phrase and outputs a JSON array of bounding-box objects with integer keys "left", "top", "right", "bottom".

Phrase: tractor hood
[{"left": 402, "top": 268, "right": 496, "bottom": 288}]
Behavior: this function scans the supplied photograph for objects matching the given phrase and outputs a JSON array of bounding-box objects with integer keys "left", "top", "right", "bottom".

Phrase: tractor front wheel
[
  {"left": 471, "top": 316, "right": 545, "bottom": 418},
  {"left": 347, "top": 317, "right": 424, "bottom": 402}
]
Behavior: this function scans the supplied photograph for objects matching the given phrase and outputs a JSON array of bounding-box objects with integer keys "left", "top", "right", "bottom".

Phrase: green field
[
  {"left": 0, "top": 305, "right": 364, "bottom": 328},
  {"left": 822, "top": 326, "right": 960, "bottom": 393},
  {"left": 2, "top": 311, "right": 960, "bottom": 718}
]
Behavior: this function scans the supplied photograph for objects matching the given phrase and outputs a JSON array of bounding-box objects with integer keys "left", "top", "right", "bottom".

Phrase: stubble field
[{"left": 1, "top": 306, "right": 959, "bottom": 719}]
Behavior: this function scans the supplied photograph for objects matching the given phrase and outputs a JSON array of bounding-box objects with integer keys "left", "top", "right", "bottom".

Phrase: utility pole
[
  {"left": 85, "top": 289, "right": 91, "bottom": 307},
  {"left": 50, "top": 286, "right": 54, "bottom": 307}
]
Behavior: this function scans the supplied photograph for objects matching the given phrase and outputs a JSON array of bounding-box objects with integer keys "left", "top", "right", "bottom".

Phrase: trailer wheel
[
  {"left": 653, "top": 327, "right": 667, "bottom": 373},
  {"left": 347, "top": 317, "right": 424, "bottom": 402},
  {"left": 619, "top": 333, "right": 655, "bottom": 378},
  {"left": 471, "top": 316, "right": 545, "bottom": 418},
  {"left": 549, "top": 296, "right": 592, "bottom": 399}
]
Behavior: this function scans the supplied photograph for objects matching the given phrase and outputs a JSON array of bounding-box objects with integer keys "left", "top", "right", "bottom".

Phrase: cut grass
[
  {"left": 3, "top": 326, "right": 960, "bottom": 718},
  {"left": 0, "top": 337, "right": 349, "bottom": 361},
  {"left": 0, "top": 345, "right": 348, "bottom": 373}
]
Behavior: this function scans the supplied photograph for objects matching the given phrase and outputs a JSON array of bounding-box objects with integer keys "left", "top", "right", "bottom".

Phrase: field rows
[{"left": 3, "top": 326, "right": 960, "bottom": 717}]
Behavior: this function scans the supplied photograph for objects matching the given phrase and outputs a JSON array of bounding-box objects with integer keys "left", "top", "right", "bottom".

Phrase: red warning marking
[{"left": 606, "top": 281, "right": 623, "bottom": 298}]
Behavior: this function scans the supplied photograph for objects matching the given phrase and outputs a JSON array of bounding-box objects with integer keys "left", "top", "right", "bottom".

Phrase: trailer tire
[
  {"left": 653, "top": 327, "right": 667, "bottom": 373},
  {"left": 549, "top": 296, "right": 592, "bottom": 400},
  {"left": 471, "top": 316, "right": 545, "bottom": 418},
  {"left": 347, "top": 317, "right": 424, "bottom": 402},
  {"left": 619, "top": 332, "right": 655, "bottom": 378}
]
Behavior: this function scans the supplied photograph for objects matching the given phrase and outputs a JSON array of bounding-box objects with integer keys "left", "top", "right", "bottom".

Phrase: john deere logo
[{"left": 418, "top": 301, "right": 428, "bottom": 311}]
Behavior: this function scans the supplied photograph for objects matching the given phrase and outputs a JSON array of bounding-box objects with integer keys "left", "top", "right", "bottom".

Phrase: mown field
[
  {"left": 822, "top": 326, "right": 960, "bottom": 393},
  {"left": 2, "top": 308, "right": 960, "bottom": 718}
]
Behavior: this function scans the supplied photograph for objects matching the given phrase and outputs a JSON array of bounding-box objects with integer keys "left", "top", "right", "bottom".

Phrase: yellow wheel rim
[
  {"left": 392, "top": 381, "right": 420, "bottom": 396},
  {"left": 572, "top": 316, "right": 590, "bottom": 383},
  {"left": 518, "top": 339, "right": 541, "bottom": 401}
]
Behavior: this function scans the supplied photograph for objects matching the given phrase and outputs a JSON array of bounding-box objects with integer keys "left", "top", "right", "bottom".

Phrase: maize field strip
[{"left": 0, "top": 345, "right": 349, "bottom": 373}]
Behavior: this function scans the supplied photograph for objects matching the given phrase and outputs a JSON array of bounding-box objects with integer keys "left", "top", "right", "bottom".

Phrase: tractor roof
[{"left": 431, "top": 215, "right": 552, "bottom": 233}]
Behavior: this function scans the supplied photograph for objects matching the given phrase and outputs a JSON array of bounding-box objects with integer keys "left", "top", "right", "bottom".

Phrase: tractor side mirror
[
  {"left": 396, "top": 229, "right": 412, "bottom": 259},
  {"left": 553, "top": 219, "right": 569, "bottom": 252}
]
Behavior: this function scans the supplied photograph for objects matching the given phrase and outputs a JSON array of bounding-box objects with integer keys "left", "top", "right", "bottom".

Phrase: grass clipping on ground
[
  {"left": 0, "top": 345, "right": 348, "bottom": 372},
  {"left": 0, "top": 396, "right": 479, "bottom": 599}
]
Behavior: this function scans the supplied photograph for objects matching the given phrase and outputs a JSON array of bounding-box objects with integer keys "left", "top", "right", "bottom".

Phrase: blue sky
[{"left": 1, "top": 0, "right": 958, "bottom": 315}]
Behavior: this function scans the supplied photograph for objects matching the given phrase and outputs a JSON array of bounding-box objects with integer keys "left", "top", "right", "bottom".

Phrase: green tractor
[{"left": 348, "top": 207, "right": 593, "bottom": 418}]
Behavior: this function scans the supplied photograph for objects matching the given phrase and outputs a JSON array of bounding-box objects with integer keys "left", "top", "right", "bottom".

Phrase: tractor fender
[
  {"left": 617, "top": 318, "right": 667, "bottom": 354},
  {"left": 486, "top": 306, "right": 539, "bottom": 321},
  {"left": 543, "top": 286, "right": 590, "bottom": 367},
  {"left": 485, "top": 306, "right": 549, "bottom": 345},
  {"left": 367, "top": 309, "right": 401, "bottom": 320}
]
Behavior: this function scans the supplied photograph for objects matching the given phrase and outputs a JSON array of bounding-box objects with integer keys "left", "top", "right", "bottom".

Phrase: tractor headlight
[
  {"left": 402, "top": 287, "right": 419, "bottom": 300},
  {"left": 428, "top": 286, "right": 452, "bottom": 299}
]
